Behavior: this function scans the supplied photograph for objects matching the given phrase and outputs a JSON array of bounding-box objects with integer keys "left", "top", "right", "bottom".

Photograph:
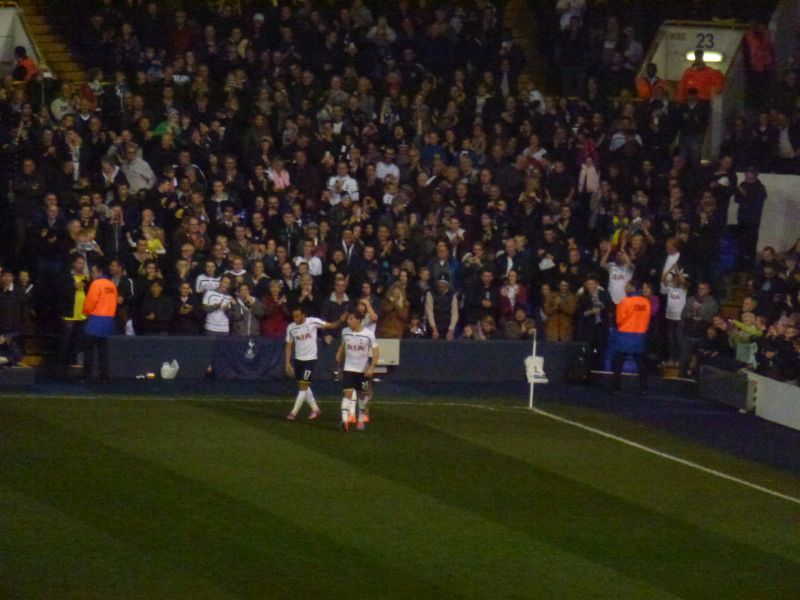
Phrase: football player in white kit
[
  {"left": 336, "top": 310, "right": 380, "bottom": 432},
  {"left": 357, "top": 297, "right": 378, "bottom": 422},
  {"left": 285, "top": 307, "right": 344, "bottom": 421}
]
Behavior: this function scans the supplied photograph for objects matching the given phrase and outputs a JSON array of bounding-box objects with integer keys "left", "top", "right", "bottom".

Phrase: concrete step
[
  {"left": 0, "top": 364, "right": 36, "bottom": 387},
  {"left": 50, "top": 66, "right": 83, "bottom": 76},
  {"left": 21, "top": 355, "right": 44, "bottom": 367},
  {"left": 51, "top": 66, "right": 84, "bottom": 77},
  {"left": 20, "top": 3, "right": 95, "bottom": 81},
  {"left": 504, "top": 0, "right": 545, "bottom": 86},
  {"left": 59, "top": 73, "right": 85, "bottom": 83},
  {"left": 47, "top": 51, "right": 74, "bottom": 62},
  {"left": 29, "top": 23, "right": 51, "bottom": 35},
  {"left": 54, "top": 63, "right": 82, "bottom": 71},
  {"left": 38, "top": 41, "right": 68, "bottom": 52}
]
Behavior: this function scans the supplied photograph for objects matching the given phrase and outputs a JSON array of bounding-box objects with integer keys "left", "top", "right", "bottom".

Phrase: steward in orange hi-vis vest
[
  {"left": 83, "top": 274, "right": 118, "bottom": 337},
  {"left": 616, "top": 294, "right": 651, "bottom": 335},
  {"left": 82, "top": 263, "right": 118, "bottom": 383},
  {"left": 615, "top": 292, "right": 650, "bottom": 354},
  {"left": 611, "top": 283, "right": 651, "bottom": 393}
]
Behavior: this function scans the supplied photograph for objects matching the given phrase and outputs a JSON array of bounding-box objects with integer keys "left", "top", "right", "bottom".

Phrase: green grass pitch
[{"left": 2, "top": 394, "right": 799, "bottom": 599}]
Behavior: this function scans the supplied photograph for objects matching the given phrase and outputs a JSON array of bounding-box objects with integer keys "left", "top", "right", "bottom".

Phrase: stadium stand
[{"left": 0, "top": 0, "right": 797, "bottom": 390}]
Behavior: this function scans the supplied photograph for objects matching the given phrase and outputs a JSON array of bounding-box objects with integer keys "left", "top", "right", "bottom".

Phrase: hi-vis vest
[{"left": 616, "top": 294, "right": 651, "bottom": 334}]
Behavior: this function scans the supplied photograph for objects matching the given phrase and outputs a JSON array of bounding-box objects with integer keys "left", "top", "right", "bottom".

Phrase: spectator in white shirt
[
  {"left": 327, "top": 161, "right": 359, "bottom": 205},
  {"left": 600, "top": 247, "right": 634, "bottom": 304},
  {"left": 50, "top": 82, "right": 76, "bottom": 121},
  {"left": 195, "top": 260, "right": 220, "bottom": 293},
  {"left": 202, "top": 274, "right": 234, "bottom": 335},
  {"left": 293, "top": 239, "right": 323, "bottom": 277},
  {"left": 659, "top": 237, "right": 682, "bottom": 294},
  {"left": 121, "top": 143, "right": 156, "bottom": 193},
  {"left": 376, "top": 147, "right": 400, "bottom": 181}
]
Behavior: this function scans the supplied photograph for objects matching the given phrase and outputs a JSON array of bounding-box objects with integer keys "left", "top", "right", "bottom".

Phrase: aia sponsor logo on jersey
[
  {"left": 347, "top": 343, "right": 367, "bottom": 353},
  {"left": 294, "top": 331, "right": 312, "bottom": 341}
]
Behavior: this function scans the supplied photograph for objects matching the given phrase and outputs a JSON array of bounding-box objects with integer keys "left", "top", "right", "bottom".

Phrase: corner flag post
[
  {"left": 525, "top": 325, "right": 548, "bottom": 410},
  {"left": 528, "top": 327, "right": 537, "bottom": 410}
]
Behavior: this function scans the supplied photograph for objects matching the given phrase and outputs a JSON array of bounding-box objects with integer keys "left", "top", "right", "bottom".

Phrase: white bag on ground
[{"left": 160, "top": 360, "right": 179, "bottom": 379}]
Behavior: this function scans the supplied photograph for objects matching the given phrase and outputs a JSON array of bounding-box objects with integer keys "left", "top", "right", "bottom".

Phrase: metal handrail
[{"left": 661, "top": 19, "right": 750, "bottom": 31}]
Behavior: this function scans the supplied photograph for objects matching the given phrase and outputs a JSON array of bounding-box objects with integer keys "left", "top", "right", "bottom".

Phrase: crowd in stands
[{"left": 0, "top": 0, "right": 798, "bottom": 385}]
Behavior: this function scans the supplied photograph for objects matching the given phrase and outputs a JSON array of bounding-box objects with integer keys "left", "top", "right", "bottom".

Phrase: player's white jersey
[
  {"left": 286, "top": 317, "right": 327, "bottom": 361},
  {"left": 341, "top": 327, "right": 378, "bottom": 373}
]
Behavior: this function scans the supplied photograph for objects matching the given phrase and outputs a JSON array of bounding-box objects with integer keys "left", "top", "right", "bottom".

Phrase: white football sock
[
  {"left": 357, "top": 395, "right": 369, "bottom": 422},
  {"left": 306, "top": 388, "right": 319, "bottom": 412},
  {"left": 291, "top": 391, "right": 306, "bottom": 416},
  {"left": 340, "top": 397, "right": 350, "bottom": 423}
]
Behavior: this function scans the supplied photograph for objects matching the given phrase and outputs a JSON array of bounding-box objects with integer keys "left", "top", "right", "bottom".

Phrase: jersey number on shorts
[{"left": 303, "top": 370, "right": 312, "bottom": 380}]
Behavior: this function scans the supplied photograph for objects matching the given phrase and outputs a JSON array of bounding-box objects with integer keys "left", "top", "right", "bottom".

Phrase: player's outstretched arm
[{"left": 323, "top": 316, "right": 346, "bottom": 330}]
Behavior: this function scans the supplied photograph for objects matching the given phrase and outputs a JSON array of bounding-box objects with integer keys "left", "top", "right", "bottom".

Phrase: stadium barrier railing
[
  {"left": 102, "top": 336, "right": 585, "bottom": 384},
  {"left": 746, "top": 372, "right": 800, "bottom": 432}
]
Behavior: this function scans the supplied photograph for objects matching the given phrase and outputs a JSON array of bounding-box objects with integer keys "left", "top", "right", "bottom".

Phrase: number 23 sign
[{"left": 696, "top": 32, "right": 715, "bottom": 49}]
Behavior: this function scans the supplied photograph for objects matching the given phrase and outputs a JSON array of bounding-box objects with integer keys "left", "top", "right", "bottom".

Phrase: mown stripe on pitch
[
  {"left": 412, "top": 404, "right": 800, "bottom": 561},
  {"left": 0, "top": 487, "right": 233, "bottom": 600},
  {"left": 207, "top": 403, "right": 800, "bottom": 599},
  {"left": 0, "top": 409, "right": 433, "bottom": 599},
  {"left": 20, "top": 401, "right": 683, "bottom": 599},
  {"left": 171, "top": 403, "right": 681, "bottom": 598}
]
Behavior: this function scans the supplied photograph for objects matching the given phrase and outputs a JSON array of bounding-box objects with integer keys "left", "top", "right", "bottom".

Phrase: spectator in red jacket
[
  {"left": 12, "top": 46, "right": 38, "bottom": 82},
  {"left": 744, "top": 21, "right": 774, "bottom": 109},
  {"left": 499, "top": 269, "right": 528, "bottom": 323},
  {"left": 261, "top": 279, "right": 290, "bottom": 339},
  {"left": 676, "top": 50, "right": 725, "bottom": 102}
]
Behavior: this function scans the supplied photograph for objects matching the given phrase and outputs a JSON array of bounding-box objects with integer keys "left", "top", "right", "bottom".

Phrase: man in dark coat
[
  {"left": 0, "top": 269, "right": 27, "bottom": 363},
  {"left": 733, "top": 167, "right": 767, "bottom": 271}
]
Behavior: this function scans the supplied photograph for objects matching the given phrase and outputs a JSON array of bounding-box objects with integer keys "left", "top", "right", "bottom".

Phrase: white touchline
[
  {"left": 383, "top": 400, "right": 800, "bottom": 505},
  {"left": 531, "top": 406, "right": 800, "bottom": 507},
  {"left": 11, "top": 395, "right": 800, "bottom": 504}
]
